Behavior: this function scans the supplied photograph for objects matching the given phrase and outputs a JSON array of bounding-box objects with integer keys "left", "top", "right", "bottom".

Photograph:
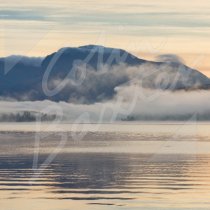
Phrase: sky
[{"left": 0, "top": 0, "right": 210, "bottom": 76}]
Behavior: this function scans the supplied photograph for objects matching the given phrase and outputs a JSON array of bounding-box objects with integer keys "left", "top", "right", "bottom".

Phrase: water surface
[{"left": 0, "top": 122, "right": 210, "bottom": 210}]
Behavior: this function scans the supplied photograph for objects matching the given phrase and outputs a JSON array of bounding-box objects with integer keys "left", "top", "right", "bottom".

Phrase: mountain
[
  {"left": 0, "top": 45, "right": 209, "bottom": 103},
  {"left": 42, "top": 45, "right": 146, "bottom": 71}
]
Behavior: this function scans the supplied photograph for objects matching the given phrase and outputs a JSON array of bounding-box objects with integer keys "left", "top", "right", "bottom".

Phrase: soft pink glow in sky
[{"left": 0, "top": 0, "right": 210, "bottom": 75}]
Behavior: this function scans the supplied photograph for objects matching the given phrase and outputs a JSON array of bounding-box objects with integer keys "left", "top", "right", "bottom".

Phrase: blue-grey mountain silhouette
[{"left": 0, "top": 45, "right": 209, "bottom": 103}]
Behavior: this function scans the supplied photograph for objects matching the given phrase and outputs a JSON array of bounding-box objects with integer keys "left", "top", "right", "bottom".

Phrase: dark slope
[{"left": 0, "top": 45, "right": 209, "bottom": 102}]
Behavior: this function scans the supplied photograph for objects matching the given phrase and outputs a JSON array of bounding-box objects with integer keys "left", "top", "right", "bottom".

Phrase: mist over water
[{"left": 0, "top": 87, "right": 210, "bottom": 122}]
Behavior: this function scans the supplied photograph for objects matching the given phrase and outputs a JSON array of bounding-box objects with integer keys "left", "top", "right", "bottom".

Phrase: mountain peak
[
  {"left": 59, "top": 45, "right": 126, "bottom": 54},
  {"left": 78, "top": 45, "right": 121, "bottom": 52},
  {"left": 0, "top": 45, "right": 210, "bottom": 103},
  {"left": 79, "top": 44, "right": 106, "bottom": 49}
]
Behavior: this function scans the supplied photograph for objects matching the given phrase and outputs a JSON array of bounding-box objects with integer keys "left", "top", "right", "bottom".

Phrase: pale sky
[{"left": 0, "top": 0, "right": 210, "bottom": 76}]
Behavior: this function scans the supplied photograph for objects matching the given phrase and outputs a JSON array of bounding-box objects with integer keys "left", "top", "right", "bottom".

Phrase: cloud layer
[{"left": 1, "top": 86, "right": 210, "bottom": 122}]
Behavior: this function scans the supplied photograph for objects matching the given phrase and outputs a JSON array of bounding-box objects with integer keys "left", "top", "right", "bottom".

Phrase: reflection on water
[{"left": 0, "top": 123, "right": 210, "bottom": 210}]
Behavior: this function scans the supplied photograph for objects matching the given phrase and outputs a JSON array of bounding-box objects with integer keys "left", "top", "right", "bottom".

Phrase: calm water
[{"left": 0, "top": 122, "right": 210, "bottom": 210}]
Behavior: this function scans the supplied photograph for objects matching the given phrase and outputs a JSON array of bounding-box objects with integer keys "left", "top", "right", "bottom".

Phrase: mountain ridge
[{"left": 0, "top": 45, "right": 209, "bottom": 103}]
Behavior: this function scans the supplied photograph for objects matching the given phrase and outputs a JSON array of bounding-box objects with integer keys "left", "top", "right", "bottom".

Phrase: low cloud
[
  {"left": 44, "top": 62, "right": 209, "bottom": 104},
  {"left": 0, "top": 87, "right": 210, "bottom": 122},
  {"left": 156, "top": 54, "right": 185, "bottom": 64}
]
